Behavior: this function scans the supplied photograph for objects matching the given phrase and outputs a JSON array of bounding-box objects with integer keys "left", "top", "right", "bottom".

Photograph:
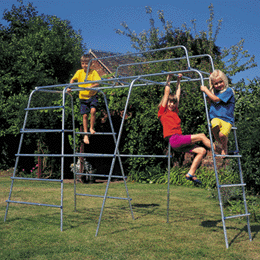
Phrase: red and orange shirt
[{"left": 158, "top": 105, "right": 182, "bottom": 138}]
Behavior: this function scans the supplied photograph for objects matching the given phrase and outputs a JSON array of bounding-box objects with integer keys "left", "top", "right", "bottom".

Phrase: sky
[{"left": 1, "top": 0, "right": 259, "bottom": 84}]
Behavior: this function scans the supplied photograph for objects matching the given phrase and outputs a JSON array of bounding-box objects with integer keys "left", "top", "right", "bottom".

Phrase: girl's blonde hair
[
  {"left": 209, "top": 70, "right": 228, "bottom": 94},
  {"left": 158, "top": 94, "right": 177, "bottom": 109}
]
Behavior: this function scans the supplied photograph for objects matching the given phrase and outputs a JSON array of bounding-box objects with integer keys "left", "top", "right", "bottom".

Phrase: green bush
[{"left": 146, "top": 166, "right": 239, "bottom": 188}]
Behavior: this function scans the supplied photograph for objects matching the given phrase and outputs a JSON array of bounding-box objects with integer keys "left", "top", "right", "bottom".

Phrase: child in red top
[{"left": 158, "top": 73, "right": 219, "bottom": 184}]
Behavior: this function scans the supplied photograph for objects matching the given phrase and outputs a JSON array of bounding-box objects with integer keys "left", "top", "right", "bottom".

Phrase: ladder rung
[
  {"left": 6, "top": 200, "right": 62, "bottom": 208},
  {"left": 21, "top": 129, "right": 66, "bottom": 133},
  {"left": 75, "top": 173, "right": 126, "bottom": 178},
  {"left": 75, "top": 132, "right": 116, "bottom": 135},
  {"left": 11, "top": 177, "right": 62, "bottom": 182},
  {"left": 25, "top": 106, "right": 64, "bottom": 111},
  {"left": 219, "top": 183, "right": 246, "bottom": 188},
  {"left": 118, "top": 154, "right": 171, "bottom": 158},
  {"left": 16, "top": 153, "right": 69, "bottom": 157},
  {"left": 215, "top": 154, "right": 242, "bottom": 158},
  {"left": 16, "top": 153, "right": 115, "bottom": 157},
  {"left": 75, "top": 193, "right": 131, "bottom": 200},
  {"left": 224, "top": 213, "right": 250, "bottom": 220},
  {"left": 74, "top": 153, "right": 116, "bottom": 157}
]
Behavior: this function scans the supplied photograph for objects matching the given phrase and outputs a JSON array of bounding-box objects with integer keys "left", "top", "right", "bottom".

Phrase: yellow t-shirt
[{"left": 71, "top": 69, "right": 101, "bottom": 100}]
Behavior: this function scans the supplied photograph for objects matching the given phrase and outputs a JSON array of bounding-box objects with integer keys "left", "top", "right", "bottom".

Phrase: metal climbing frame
[{"left": 4, "top": 46, "right": 251, "bottom": 247}]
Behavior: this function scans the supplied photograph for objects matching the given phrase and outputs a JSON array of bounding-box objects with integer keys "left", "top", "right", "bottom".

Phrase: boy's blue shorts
[{"left": 80, "top": 95, "right": 98, "bottom": 115}]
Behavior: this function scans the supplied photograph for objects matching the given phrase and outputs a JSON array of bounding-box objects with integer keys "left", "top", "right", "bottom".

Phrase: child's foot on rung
[
  {"left": 84, "top": 135, "right": 90, "bottom": 144},
  {"left": 90, "top": 128, "right": 96, "bottom": 134},
  {"left": 221, "top": 149, "right": 228, "bottom": 159}
]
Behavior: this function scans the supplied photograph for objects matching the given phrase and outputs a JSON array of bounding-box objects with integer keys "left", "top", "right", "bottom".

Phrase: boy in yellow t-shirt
[{"left": 67, "top": 54, "right": 101, "bottom": 144}]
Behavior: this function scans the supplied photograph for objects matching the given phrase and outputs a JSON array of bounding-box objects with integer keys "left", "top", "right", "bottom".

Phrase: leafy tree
[
  {"left": 0, "top": 0, "right": 85, "bottom": 170},
  {"left": 112, "top": 4, "right": 257, "bottom": 177},
  {"left": 116, "top": 4, "right": 256, "bottom": 77},
  {"left": 229, "top": 78, "right": 260, "bottom": 194}
]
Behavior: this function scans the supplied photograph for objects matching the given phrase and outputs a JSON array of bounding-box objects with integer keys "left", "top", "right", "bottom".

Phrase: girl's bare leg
[
  {"left": 186, "top": 147, "right": 206, "bottom": 177},
  {"left": 191, "top": 133, "right": 221, "bottom": 154},
  {"left": 185, "top": 147, "right": 206, "bottom": 184},
  {"left": 219, "top": 132, "right": 228, "bottom": 155},
  {"left": 212, "top": 125, "right": 221, "bottom": 143}
]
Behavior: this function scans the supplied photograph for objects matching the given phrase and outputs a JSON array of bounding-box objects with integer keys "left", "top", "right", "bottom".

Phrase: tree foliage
[
  {"left": 115, "top": 4, "right": 256, "bottom": 77},
  {"left": 229, "top": 78, "right": 260, "bottom": 193},
  {"left": 0, "top": 0, "right": 85, "bottom": 169}
]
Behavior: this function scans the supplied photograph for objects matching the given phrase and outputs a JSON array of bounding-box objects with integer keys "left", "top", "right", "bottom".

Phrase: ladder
[
  {"left": 4, "top": 85, "right": 135, "bottom": 232},
  {"left": 202, "top": 92, "right": 252, "bottom": 249},
  {"left": 4, "top": 88, "right": 70, "bottom": 231}
]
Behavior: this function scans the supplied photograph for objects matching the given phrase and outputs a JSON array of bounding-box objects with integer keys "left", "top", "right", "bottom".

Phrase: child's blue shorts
[{"left": 80, "top": 95, "right": 98, "bottom": 115}]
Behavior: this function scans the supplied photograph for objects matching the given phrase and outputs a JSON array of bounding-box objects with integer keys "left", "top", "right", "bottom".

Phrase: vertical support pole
[
  {"left": 95, "top": 78, "right": 140, "bottom": 236},
  {"left": 167, "top": 142, "right": 171, "bottom": 223},
  {"left": 100, "top": 91, "right": 134, "bottom": 220},
  {"left": 37, "top": 139, "right": 42, "bottom": 178},
  {"left": 60, "top": 89, "right": 66, "bottom": 232},
  {"left": 68, "top": 92, "right": 77, "bottom": 213},
  {"left": 79, "top": 126, "right": 84, "bottom": 182}
]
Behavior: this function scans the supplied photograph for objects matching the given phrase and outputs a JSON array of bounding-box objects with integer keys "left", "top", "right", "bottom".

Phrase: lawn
[{"left": 1, "top": 175, "right": 259, "bottom": 259}]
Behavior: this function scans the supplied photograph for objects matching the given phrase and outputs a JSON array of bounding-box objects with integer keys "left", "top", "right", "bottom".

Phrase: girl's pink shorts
[{"left": 169, "top": 134, "right": 197, "bottom": 153}]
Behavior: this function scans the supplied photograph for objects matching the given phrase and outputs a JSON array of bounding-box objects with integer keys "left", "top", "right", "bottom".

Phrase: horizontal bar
[
  {"left": 75, "top": 173, "right": 126, "bottom": 178},
  {"left": 189, "top": 67, "right": 211, "bottom": 76},
  {"left": 25, "top": 106, "right": 64, "bottom": 111},
  {"left": 219, "top": 183, "right": 246, "bottom": 188},
  {"left": 15, "top": 153, "right": 114, "bottom": 157},
  {"left": 137, "top": 78, "right": 166, "bottom": 86},
  {"left": 96, "top": 77, "right": 210, "bottom": 91},
  {"left": 75, "top": 193, "right": 131, "bottom": 200},
  {"left": 16, "top": 154, "right": 66, "bottom": 157},
  {"left": 21, "top": 129, "right": 67, "bottom": 133},
  {"left": 35, "top": 68, "right": 208, "bottom": 91},
  {"left": 75, "top": 132, "right": 116, "bottom": 135},
  {"left": 215, "top": 154, "right": 242, "bottom": 158},
  {"left": 11, "top": 177, "right": 62, "bottom": 182},
  {"left": 161, "top": 70, "right": 192, "bottom": 81},
  {"left": 36, "top": 90, "right": 64, "bottom": 94},
  {"left": 21, "top": 129, "right": 115, "bottom": 134},
  {"left": 224, "top": 213, "right": 250, "bottom": 220},
  {"left": 76, "top": 153, "right": 172, "bottom": 158},
  {"left": 16, "top": 153, "right": 172, "bottom": 158},
  {"left": 232, "top": 126, "right": 237, "bottom": 130},
  {"left": 118, "top": 154, "right": 172, "bottom": 158},
  {"left": 74, "top": 153, "right": 116, "bottom": 157},
  {"left": 16, "top": 153, "right": 116, "bottom": 157},
  {"left": 6, "top": 200, "right": 62, "bottom": 208}
]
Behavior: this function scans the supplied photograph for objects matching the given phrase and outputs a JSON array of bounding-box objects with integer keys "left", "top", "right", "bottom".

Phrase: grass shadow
[
  {"left": 130, "top": 203, "right": 160, "bottom": 219},
  {"left": 201, "top": 219, "right": 260, "bottom": 247}
]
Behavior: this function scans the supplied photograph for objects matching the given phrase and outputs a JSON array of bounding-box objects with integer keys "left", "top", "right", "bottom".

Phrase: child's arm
[
  {"left": 90, "top": 83, "right": 99, "bottom": 88},
  {"left": 161, "top": 74, "right": 172, "bottom": 107},
  {"left": 200, "top": 86, "right": 221, "bottom": 102},
  {"left": 67, "top": 78, "right": 75, "bottom": 92},
  {"left": 175, "top": 74, "right": 183, "bottom": 104}
]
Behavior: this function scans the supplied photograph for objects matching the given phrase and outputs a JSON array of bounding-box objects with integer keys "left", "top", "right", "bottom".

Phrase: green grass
[{"left": 1, "top": 177, "right": 260, "bottom": 259}]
